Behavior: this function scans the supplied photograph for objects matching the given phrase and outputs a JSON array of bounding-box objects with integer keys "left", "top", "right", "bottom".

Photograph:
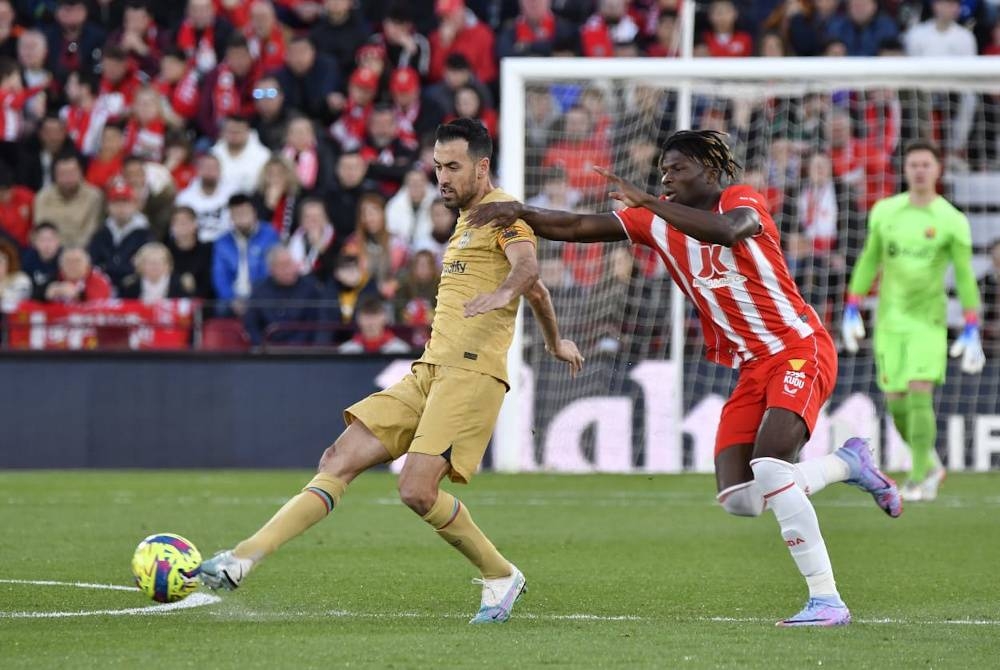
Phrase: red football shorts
[{"left": 715, "top": 331, "right": 838, "bottom": 455}]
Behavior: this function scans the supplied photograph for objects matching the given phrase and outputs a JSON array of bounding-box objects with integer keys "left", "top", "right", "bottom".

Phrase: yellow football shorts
[{"left": 344, "top": 362, "right": 506, "bottom": 484}]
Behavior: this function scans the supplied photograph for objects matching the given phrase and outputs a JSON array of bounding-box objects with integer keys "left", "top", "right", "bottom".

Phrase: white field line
[{"left": 0, "top": 579, "right": 221, "bottom": 618}]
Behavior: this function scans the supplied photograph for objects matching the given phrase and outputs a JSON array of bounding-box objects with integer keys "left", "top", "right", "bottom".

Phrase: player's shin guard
[
  {"left": 423, "top": 490, "right": 511, "bottom": 579},
  {"left": 906, "top": 391, "right": 936, "bottom": 482},
  {"left": 751, "top": 457, "right": 839, "bottom": 598},
  {"left": 233, "top": 473, "right": 347, "bottom": 562}
]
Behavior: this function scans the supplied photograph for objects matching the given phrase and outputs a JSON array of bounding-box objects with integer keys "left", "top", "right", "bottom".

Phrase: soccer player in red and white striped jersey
[{"left": 468, "top": 129, "right": 902, "bottom": 627}]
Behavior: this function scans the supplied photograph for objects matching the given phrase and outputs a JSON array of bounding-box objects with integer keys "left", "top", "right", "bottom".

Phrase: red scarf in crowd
[
  {"left": 281, "top": 145, "right": 318, "bottom": 190},
  {"left": 514, "top": 13, "right": 556, "bottom": 43}
]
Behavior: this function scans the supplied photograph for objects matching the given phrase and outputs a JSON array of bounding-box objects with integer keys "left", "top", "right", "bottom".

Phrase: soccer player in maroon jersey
[{"left": 468, "top": 130, "right": 902, "bottom": 626}]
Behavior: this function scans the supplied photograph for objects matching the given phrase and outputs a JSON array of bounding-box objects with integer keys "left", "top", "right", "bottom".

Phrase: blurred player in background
[
  {"left": 200, "top": 119, "right": 583, "bottom": 623},
  {"left": 842, "top": 139, "right": 984, "bottom": 501},
  {"left": 469, "top": 129, "right": 901, "bottom": 627}
]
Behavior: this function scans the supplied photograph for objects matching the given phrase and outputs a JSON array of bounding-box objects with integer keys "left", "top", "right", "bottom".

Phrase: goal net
[{"left": 494, "top": 57, "right": 1000, "bottom": 474}]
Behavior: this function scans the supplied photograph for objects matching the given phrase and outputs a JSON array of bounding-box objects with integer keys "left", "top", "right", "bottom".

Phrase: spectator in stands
[
  {"left": 44, "top": 247, "right": 112, "bottom": 303},
  {"left": 43, "top": 0, "right": 105, "bottom": 83},
  {"left": 175, "top": 153, "right": 235, "bottom": 243},
  {"left": 244, "top": 244, "right": 327, "bottom": 346},
  {"left": 498, "top": 0, "right": 579, "bottom": 59},
  {"left": 125, "top": 87, "right": 167, "bottom": 162},
  {"left": 759, "top": 30, "right": 789, "bottom": 57},
  {"left": 338, "top": 294, "right": 411, "bottom": 353},
  {"left": 244, "top": 0, "right": 286, "bottom": 76},
  {"left": 0, "top": 1, "right": 14, "bottom": 62},
  {"left": 393, "top": 248, "right": 438, "bottom": 329},
  {"left": 542, "top": 105, "right": 611, "bottom": 199},
  {"left": 310, "top": 0, "right": 370, "bottom": 78},
  {"left": 389, "top": 66, "right": 445, "bottom": 147},
  {"left": 448, "top": 85, "right": 498, "bottom": 141},
  {"left": 784, "top": 0, "right": 840, "bottom": 57},
  {"left": 523, "top": 83, "right": 559, "bottom": 162},
  {"left": 165, "top": 205, "right": 214, "bottom": 299},
  {"left": 0, "top": 164, "right": 33, "bottom": 248},
  {"left": 288, "top": 196, "right": 337, "bottom": 279},
  {"left": 355, "top": 41, "right": 390, "bottom": 94},
  {"left": 177, "top": 0, "right": 234, "bottom": 76},
  {"left": 386, "top": 168, "right": 436, "bottom": 246},
  {"left": 212, "top": 192, "right": 280, "bottom": 315},
  {"left": 108, "top": 0, "right": 164, "bottom": 77},
  {"left": 281, "top": 116, "right": 334, "bottom": 197},
  {"left": 156, "top": 48, "right": 201, "bottom": 124},
  {"left": 329, "top": 66, "right": 378, "bottom": 153},
  {"left": 97, "top": 45, "right": 142, "bottom": 119},
  {"left": 34, "top": 153, "right": 103, "bottom": 249},
  {"left": 701, "top": 0, "right": 754, "bottom": 57},
  {"left": 980, "top": 239, "right": 1000, "bottom": 340},
  {"left": 198, "top": 36, "right": 258, "bottom": 140},
  {"left": 429, "top": 0, "right": 496, "bottom": 84},
  {"left": 352, "top": 190, "right": 408, "bottom": 299},
  {"left": 0, "top": 239, "right": 30, "bottom": 311},
  {"left": 122, "top": 155, "right": 175, "bottom": 242},
  {"left": 13, "top": 29, "right": 49, "bottom": 131},
  {"left": 84, "top": 122, "right": 127, "bottom": 191},
  {"left": 252, "top": 75, "right": 290, "bottom": 152},
  {"left": 88, "top": 180, "right": 151, "bottom": 292},
  {"left": 825, "top": 0, "right": 899, "bottom": 57},
  {"left": 580, "top": 0, "right": 641, "bottom": 57},
  {"left": 361, "top": 105, "right": 419, "bottom": 197},
  {"left": 164, "top": 133, "right": 197, "bottom": 190},
  {"left": 276, "top": 35, "right": 343, "bottom": 124},
  {"left": 252, "top": 155, "right": 300, "bottom": 242},
  {"left": 119, "top": 241, "right": 189, "bottom": 300},
  {"left": 645, "top": 9, "right": 679, "bottom": 57},
  {"left": 372, "top": 1, "right": 431, "bottom": 75},
  {"left": 325, "top": 151, "right": 376, "bottom": 239},
  {"left": 527, "top": 165, "right": 580, "bottom": 211},
  {"left": 826, "top": 107, "right": 894, "bottom": 211},
  {"left": 413, "top": 197, "right": 456, "bottom": 259},
  {"left": 214, "top": 115, "right": 273, "bottom": 193},
  {"left": 425, "top": 52, "right": 494, "bottom": 120},
  {"left": 327, "top": 241, "right": 379, "bottom": 322},
  {"left": 18, "top": 115, "right": 74, "bottom": 192},
  {"left": 0, "top": 57, "right": 36, "bottom": 167},
  {"left": 22, "top": 222, "right": 62, "bottom": 300}
]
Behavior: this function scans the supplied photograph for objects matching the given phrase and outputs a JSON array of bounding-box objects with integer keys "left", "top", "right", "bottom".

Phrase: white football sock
[
  {"left": 794, "top": 453, "right": 850, "bottom": 496},
  {"left": 752, "top": 457, "right": 838, "bottom": 598}
]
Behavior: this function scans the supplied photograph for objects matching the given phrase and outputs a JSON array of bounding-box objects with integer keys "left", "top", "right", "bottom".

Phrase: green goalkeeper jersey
[{"left": 848, "top": 193, "right": 980, "bottom": 333}]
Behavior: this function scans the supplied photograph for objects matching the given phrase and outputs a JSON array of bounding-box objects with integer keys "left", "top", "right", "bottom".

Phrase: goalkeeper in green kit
[{"left": 842, "top": 140, "right": 985, "bottom": 502}]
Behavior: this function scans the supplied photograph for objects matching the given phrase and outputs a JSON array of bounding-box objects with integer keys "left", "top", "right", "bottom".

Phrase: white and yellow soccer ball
[{"left": 131, "top": 533, "right": 202, "bottom": 602}]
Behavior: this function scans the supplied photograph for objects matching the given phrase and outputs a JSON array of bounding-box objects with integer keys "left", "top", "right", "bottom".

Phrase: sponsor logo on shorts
[{"left": 783, "top": 370, "right": 806, "bottom": 395}]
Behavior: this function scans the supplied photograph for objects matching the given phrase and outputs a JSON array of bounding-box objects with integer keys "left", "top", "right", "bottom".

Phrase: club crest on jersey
[
  {"left": 457, "top": 230, "right": 473, "bottom": 249},
  {"left": 925, "top": 227, "right": 936, "bottom": 239},
  {"left": 783, "top": 370, "right": 806, "bottom": 396},
  {"left": 694, "top": 245, "right": 747, "bottom": 290}
]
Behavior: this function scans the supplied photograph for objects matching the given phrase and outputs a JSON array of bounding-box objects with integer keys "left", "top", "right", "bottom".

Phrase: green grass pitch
[{"left": 2, "top": 470, "right": 998, "bottom": 669}]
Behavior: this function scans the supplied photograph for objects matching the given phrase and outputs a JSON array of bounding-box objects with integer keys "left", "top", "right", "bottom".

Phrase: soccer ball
[{"left": 131, "top": 533, "right": 202, "bottom": 603}]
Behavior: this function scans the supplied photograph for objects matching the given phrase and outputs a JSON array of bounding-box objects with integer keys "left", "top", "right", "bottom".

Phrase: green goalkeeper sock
[
  {"left": 906, "top": 391, "right": 936, "bottom": 482},
  {"left": 886, "top": 396, "right": 909, "bottom": 444}
]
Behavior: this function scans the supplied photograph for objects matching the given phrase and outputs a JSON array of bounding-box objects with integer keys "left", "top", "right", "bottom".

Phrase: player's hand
[
  {"left": 547, "top": 338, "right": 584, "bottom": 378},
  {"left": 467, "top": 201, "right": 524, "bottom": 229},
  {"left": 949, "top": 323, "right": 986, "bottom": 374},
  {"left": 463, "top": 288, "right": 515, "bottom": 317},
  {"left": 593, "top": 166, "right": 651, "bottom": 208},
  {"left": 841, "top": 302, "right": 865, "bottom": 353}
]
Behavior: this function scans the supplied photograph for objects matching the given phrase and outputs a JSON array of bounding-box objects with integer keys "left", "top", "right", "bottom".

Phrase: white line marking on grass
[
  {"left": 320, "top": 609, "right": 645, "bottom": 621},
  {"left": 0, "top": 579, "right": 221, "bottom": 618},
  {"left": 704, "top": 616, "right": 1000, "bottom": 626}
]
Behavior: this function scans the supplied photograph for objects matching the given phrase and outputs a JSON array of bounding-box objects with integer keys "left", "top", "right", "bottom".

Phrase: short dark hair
[
  {"left": 435, "top": 118, "right": 492, "bottom": 161},
  {"left": 224, "top": 114, "right": 251, "bottom": 127},
  {"left": 53, "top": 151, "right": 82, "bottom": 171},
  {"left": 0, "top": 57, "right": 18, "bottom": 81},
  {"left": 903, "top": 139, "right": 942, "bottom": 162},
  {"left": 103, "top": 45, "right": 127, "bottom": 61},
  {"left": 171, "top": 205, "right": 197, "bottom": 221},
  {"left": 226, "top": 34, "right": 250, "bottom": 52},
  {"left": 73, "top": 70, "right": 100, "bottom": 95},
  {"left": 123, "top": 154, "right": 145, "bottom": 169},
  {"left": 289, "top": 34, "right": 314, "bottom": 48},
  {"left": 357, "top": 295, "right": 385, "bottom": 316},
  {"left": 228, "top": 193, "right": 254, "bottom": 209},
  {"left": 386, "top": 0, "right": 413, "bottom": 23},
  {"left": 444, "top": 53, "right": 470, "bottom": 71},
  {"left": 34, "top": 221, "right": 60, "bottom": 235}
]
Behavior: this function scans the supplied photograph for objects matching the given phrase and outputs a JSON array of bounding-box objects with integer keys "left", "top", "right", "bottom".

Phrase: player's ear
[{"left": 477, "top": 156, "right": 490, "bottom": 179}]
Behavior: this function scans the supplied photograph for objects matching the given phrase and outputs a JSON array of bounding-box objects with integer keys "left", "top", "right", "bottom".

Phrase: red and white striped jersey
[{"left": 614, "top": 185, "right": 821, "bottom": 368}]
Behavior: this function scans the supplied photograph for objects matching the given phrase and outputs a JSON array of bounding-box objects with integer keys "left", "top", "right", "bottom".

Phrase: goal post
[{"left": 495, "top": 56, "right": 1000, "bottom": 474}]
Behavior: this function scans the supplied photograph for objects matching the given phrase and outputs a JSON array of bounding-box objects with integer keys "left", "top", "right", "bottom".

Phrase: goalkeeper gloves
[
  {"left": 841, "top": 296, "right": 865, "bottom": 354},
  {"left": 949, "top": 312, "right": 986, "bottom": 374}
]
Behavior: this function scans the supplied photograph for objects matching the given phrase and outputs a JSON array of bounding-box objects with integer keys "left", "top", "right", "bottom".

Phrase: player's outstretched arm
[
  {"left": 523, "top": 279, "right": 584, "bottom": 377},
  {"left": 593, "top": 166, "right": 759, "bottom": 247},
  {"left": 463, "top": 240, "right": 539, "bottom": 317},
  {"left": 466, "top": 201, "right": 626, "bottom": 243},
  {"left": 843, "top": 212, "right": 883, "bottom": 353}
]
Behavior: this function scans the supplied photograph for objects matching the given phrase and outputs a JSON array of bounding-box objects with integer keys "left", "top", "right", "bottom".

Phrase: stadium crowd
[{"left": 0, "top": 0, "right": 997, "bottom": 351}]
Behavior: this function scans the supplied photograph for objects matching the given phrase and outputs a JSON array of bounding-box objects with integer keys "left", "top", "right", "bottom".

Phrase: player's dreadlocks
[{"left": 661, "top": 130, "right": 742, "bottom": 183}]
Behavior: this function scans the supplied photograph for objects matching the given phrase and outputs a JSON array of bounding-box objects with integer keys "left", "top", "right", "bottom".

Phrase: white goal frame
[{"left": 494, "top": 56, "right": 1000, "bottom": 472}]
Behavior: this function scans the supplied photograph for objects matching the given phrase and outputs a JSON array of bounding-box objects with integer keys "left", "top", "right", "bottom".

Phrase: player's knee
[
  {"left": 716, "top": 481, "right": 765, "bottom": 517},
  {"left": 397, "top": 478, "right": 436, "bottom": 515}
]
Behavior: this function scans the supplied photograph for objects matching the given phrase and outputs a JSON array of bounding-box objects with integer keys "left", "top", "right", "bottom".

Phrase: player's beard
[{"left": 442, "top": 175, "right": 477, "bottom": 210}]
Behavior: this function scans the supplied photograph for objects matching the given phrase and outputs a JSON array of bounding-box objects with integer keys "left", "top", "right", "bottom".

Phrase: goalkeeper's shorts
[
  {"left": 873, "top": 327, "right": 947, "bottom": 393},
  {"left": 715, "top": 330, "right": 837, "bottom": 455}
]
